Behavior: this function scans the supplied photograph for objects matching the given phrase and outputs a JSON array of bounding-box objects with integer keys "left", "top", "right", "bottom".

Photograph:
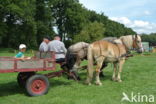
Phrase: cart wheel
[
  {"left": 17, "top": 72, "right": 35, "bottom": 87},
  {"left": 26, "top": 74, "right": 49, "bottom": 96}
]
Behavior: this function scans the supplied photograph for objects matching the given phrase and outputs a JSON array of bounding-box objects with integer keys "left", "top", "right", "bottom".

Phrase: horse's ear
[{"left": 135, "top": 34, "right": 138, "bottom": 39}]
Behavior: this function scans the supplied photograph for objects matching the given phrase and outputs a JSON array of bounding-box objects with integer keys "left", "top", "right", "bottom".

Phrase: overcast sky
[{"left": 79, "top": 0, "right": 156, "bottom": 34}]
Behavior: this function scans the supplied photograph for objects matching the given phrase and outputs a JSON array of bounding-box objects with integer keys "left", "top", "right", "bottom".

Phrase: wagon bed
[{"left": 0, "top": 52, "right": 75, "bottom": 96}]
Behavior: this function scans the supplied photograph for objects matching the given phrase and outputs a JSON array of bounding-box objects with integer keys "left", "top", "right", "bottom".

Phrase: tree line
[
  {"left": 0, "top": 0, "right": 136, "bottom": 49},
  {"left": 141, "top": 33, "right": 156, "bottom": 46}
]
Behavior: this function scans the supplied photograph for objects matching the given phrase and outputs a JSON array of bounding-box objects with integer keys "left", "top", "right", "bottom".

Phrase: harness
[
  {"left": 66, "top": 43, "right": 88, "bottom": 70},
  {"left": 69, "top": 42, "right": 88, "bottom": 59},
  {"left": 96, "top": 41, "right": 128, "bottom": 61},
  {"left": 132, "top": 35, "right": 140, "bottom": 51},
  {"left": 96, "top": 35, "right": 139, "bottom": 61}
]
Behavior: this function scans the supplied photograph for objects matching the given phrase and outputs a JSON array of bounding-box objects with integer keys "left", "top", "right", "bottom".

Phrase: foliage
[
  {"left": 141, "top": 33, "right": 156, "bottom": 46},
  {"left": 0, "top": 0, "right": 136, "bottom": 48},
  {"left": 0, "top": 0, "right": 53, "bottom": 48},
  {"left": 74, "top": 21, "right": 105, "bottom": 43}
]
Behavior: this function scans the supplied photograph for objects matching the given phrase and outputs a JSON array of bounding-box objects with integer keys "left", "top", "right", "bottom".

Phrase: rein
[{"left": 132, "top": 35, "right": 140, "bottom": 50}]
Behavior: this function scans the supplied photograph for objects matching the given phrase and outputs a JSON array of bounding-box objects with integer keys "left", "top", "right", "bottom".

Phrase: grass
[{"left": 0, "top": 50, "right": 156, "bottom": 104}]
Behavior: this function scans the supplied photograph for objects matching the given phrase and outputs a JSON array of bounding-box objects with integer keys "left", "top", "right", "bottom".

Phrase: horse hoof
[
  {"left": 86, "top": 82, "right": 92, "bottom": 86},
  {"left": 112, "top": 78, "right": 117, "bottom": 81},
  {"left": 77, "top": 77, "right": 81, "bottom": 81},
  {"left": 85, "top": 81, "right": 92, "bottom": 85},
  {"left": 88, "top": 83, "right": 92, "bottom": 86},
  {"left": 117, "top": 79, "right": 122, "bottom": 82},
  {"left": 95, "top": 82, "right": 102, "bottom": 86}
]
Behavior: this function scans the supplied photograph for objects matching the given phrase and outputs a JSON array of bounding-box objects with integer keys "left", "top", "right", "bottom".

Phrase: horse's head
[{"left": 132, "top": 35, "right": 143, "bottom": 53}]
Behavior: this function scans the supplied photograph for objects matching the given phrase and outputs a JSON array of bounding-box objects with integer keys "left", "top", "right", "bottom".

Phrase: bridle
[{"left": 132, "top": 34, "right": 141, "bottom": 50}]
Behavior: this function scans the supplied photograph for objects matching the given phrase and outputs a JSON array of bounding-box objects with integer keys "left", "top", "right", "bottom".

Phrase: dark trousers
[{"left": 56, "top": 58, "right": 65, "bottom": 63}]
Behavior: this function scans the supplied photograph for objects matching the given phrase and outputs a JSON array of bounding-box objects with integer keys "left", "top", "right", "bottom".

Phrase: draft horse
[{"left": 86, "top": 35, "right": 143, "bottom": 85}]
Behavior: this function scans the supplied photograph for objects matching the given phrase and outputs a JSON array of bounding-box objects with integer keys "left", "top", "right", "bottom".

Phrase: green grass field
[{"left": 0, "top": 50, "right": 156, "bottom": 104}]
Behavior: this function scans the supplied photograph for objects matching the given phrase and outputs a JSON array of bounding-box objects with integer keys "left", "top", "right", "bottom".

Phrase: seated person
[
  {"left": 39, "top": 36, "right": 51, "bottom": 52},
  {"left": 15, "top": 44, "right": 31, "bottom": 60},
  {"left": 48, "top": 35, "right": 67, "bottom": 63}
]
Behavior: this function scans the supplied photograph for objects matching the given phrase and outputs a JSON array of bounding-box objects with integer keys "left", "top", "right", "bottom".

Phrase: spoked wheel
[
  {"left": 17, "top": 72, "right": 35, "bottom": 87},
  {"left": 26, "top": 74, "right": 49, "bottom": 96}
]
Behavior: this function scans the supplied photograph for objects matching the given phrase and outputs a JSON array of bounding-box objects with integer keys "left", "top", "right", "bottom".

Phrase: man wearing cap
[
  {"left": 39, "top": 36, "right": 51, "bottom": 52},
  {"left": 48, "top": 35, "right": 67, "bottom": 63}
]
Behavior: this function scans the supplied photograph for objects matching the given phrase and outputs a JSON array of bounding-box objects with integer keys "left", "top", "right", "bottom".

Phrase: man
[
  {"left": 39, "top": 36, "right": 51, "bottom": 52},
  {"left": 48, "top": 35, "right": 67, "bottom": 63}
]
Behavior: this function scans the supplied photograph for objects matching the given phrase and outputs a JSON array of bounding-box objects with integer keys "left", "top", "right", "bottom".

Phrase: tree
[
  {"left": 50, "top": 0, "right": 87, "bottom": 42},
  {"left": 0, "top": 0, "right": 137, "bottom": 48},
  {"left": 0, "top": 0, "right": 37, "bottom": 48},
  {"left": 0, "top": 0, "right": 54, "bottom": 48},
  {"left": 35, "top": 0, "right": 54, "bottom": 45},
  {"left": 141, "top": 33, "right": 156, "bottom": 46},
  {"left": 74, "top": 21, "right": 105, "bottom": 43}
]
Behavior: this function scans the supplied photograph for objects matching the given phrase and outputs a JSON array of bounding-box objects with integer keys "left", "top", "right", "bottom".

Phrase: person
[
  {"left": 15, "top": 44, "right": 31, "bottom": 60},
  {"left": 48, "top": 35, "right": 67, "bottom": 63},
  {"left": 39, "top": 36, "right": 51, "bottom": 52}
]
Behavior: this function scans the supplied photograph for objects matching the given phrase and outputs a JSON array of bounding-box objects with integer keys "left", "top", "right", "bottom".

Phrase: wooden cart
[{"left": 0, "top": 52, "right": 73, "bottom": 96}]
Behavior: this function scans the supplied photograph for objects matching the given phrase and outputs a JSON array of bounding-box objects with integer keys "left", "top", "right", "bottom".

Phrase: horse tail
[
  {"left": 66, "top": 50, "right": 76, "bottom": 70},
  {"left": 86, "top": 44, "right": 94, "bottom": 84}
]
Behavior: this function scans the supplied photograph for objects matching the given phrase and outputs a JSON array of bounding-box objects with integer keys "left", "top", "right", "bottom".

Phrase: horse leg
[
  {"left": 112, "top": 63, "right": 117, "bottom": 81},
  {"left": 117, "top": 59, "right": 125, "bottom": 82},
  {"left": 95, "top": 57, "right": 105, "bottom": 85},
  {"left": 86, "top": 65, "right": 94, "bottom": 85},
  {"left": 72, "top": 63, "right": 81, "bottom": 80},
  {"left": 99, "top": 62, "right": 108, "bottom": 77},
  {"left": 70, "top": 55, "right": 81, "bottom": 80}
]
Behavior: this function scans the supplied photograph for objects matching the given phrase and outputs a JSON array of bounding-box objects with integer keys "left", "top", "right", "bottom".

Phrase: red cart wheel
[
  {"left": 17, "top": 72, "right": 35, "bottom": 88},
  {"left": 26, "top": 74, "right": 49, "bottom": 96}
]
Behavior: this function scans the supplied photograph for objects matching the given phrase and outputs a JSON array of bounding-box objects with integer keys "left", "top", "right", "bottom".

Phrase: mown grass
[{"left": 0, "top": 50, "right": 156, "bottom": 104}]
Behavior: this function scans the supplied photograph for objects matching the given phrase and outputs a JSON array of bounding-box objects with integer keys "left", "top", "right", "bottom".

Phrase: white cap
[{"left": 19, "top": 44, "right": 26, "bottom": 49}]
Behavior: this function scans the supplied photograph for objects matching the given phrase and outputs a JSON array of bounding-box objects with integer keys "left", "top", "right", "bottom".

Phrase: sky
[{"left": 79, "top": 0, "right": 156, "bottom": 34}]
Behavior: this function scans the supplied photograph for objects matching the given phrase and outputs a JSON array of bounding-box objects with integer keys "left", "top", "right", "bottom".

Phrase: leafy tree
[
  {"left": 0, "top": 0, "right": 53, "bottom": 48},
  {"left": 141, "top": 33, "right": 156, "bottom": 46},
  {"left": 0, "top": 0, "right": 138, "bottom": 48},
  {"left": 0, "top": 0, "right": 37, "bottom": 48},
  {"left": 35, "top": 0, "right": 54, "bottom": 45},
  {"left": 74, "top": 21, "right": 105, "bottom": 43},
  {"left": 50, "top": 0, "right": 86, "bottom": 42}
]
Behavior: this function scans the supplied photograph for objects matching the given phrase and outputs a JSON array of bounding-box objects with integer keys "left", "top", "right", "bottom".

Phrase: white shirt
[
  {"left": 39, "top": 42, "right": 48, "bottom": 52},
  {"left": 48, "top": 40, "right": 67, "bottom": 59}
]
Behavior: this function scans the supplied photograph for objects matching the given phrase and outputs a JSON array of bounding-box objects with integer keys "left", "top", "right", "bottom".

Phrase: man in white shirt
[
  {"left": 39, "top": 36, "right": 51, "bottom": 52},
  {"left": 48, "top": 35, "right": 67, "bottom": 63}
]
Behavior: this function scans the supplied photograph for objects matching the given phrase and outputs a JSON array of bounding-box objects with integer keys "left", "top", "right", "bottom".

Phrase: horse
[
  {"left": 66, "top": 42, "right": 89, "bottom": 80},
  {"left": 66, "top": 37, "right": 118, "bottom": 80},
  {"left": 86, "top": 35, "right": 143, "bottom": 85}
]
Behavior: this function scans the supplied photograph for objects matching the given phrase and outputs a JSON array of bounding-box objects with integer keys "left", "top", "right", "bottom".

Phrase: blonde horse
[{"left": 86, "top": 35, "right": 143, "bottom": 85}]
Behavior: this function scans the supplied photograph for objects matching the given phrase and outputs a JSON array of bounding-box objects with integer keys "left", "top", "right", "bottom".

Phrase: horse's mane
[
  {"left": 68, "top": 42, "right": 89, "bottom": 53},
  {"left": 120, "top": 35, "right": 141, "bottom": 49},
  {"left": 102, "top": 37, "right": 117, "bottom": 43}
]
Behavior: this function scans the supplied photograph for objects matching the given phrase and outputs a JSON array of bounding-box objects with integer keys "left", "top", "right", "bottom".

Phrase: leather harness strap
[{"left": 96, "top": 40, "right": 128, "bottom": 61}]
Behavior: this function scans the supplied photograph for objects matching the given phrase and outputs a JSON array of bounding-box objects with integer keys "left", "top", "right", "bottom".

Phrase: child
[{"left": 15, "top": 44, "right": 31, "bottom": 60}]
